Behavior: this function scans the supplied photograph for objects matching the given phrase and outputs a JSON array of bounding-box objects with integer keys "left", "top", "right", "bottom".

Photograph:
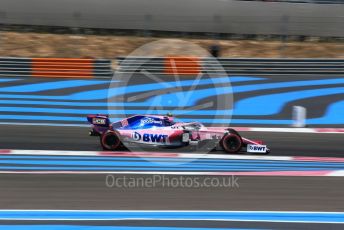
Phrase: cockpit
[{"left": 112, "top": 115, "right": 175, "bottom": 129}]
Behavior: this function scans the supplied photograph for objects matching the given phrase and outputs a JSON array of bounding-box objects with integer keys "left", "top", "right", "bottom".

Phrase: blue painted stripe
[
  {"left": 0, "top": 115, "right": 85, "bottom": 122},
  {"left": 233, "top": 78, "right": 344, "bottom": 94},
  {"left": 1, "top": 78, "right": 344, "bottom": 113},
  {"left": 0, "top": 80, "right": 110, "bottom": 93},
  {"left": 0, "top": 226, "right": 260, "bottom": 230},
  {"left": 1, "top": 158, "right": 344, "bottom": 168},
  {"left": 0, "top": 115, "right": 343, "bottom": 125},
  {"left": 107, "top": 78, "right": 344, "bottom": 104},
  {"left": 0, "top": 165, "right": 340, "bottom": 172},
  {"left": 0, "top": 76, "right": 262, "bottom": 100},
  {"left": 0, "top": 77, "right": 342, "bottom": 125},
  {"left": 2, "top": 159, "right": 343, "bottom": 169},
  {"left": 148, "top": 79, "right": 344, "bottom": 107},
  {"left": 0, "top": 155, "right": 284, "bottom": 163},
  {"left": 3, "top": 90, "right": 344, "bottom": 118},
  {"left": 1, "top": 155, "right": 343, "bottom": 167},
  {"left": 0, "top": 100, "right": 209, "bottom": 107},
  {"left": 0, "top": 100, "right": 109, "bottom": 107},
  {"left": 173, "top": 118, "right": 288, "bottom": 125},
  {"left": 0, "top": 103, "right": 341, "bottom": 125},
  {"left": 0, "top": 157, "right": 343, "bottom": 171},
  {"left": 308, "top": 100, "right": 344, "bottom": 124},
  {"left": 177, "top": 118, "right": 344, "bottom": 125},
  {"left": 0, "top": 151, "right": 343, "bottom": 172},
  {"left": 0, "top": 78, "right": 20, "bottom": 83},
  {"left": 84, "top": 76, "right": 264, "bottom": 101},
  {"left": 0, "top": 210, "right": 342, "bottom": 223},
  {"left": 0, "top": 107, "right": 232, "bottom": 116},
  {"left": 234, "top": 87, "right": 344, "bottom": 115}
]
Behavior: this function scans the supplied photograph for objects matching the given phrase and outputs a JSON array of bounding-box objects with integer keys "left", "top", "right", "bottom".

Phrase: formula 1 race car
[{"left": 87, "top": 114, "right": 270, "bottom": 154}]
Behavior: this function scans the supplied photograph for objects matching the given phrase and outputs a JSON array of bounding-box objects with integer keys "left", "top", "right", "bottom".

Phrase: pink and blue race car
[{"left": 87, "top": 114, "right": 270, "bottom": 154}]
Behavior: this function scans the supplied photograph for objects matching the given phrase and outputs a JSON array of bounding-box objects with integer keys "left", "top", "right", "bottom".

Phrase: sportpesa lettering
[{"left": 140, "top": 118, "right": 163, "bottom": 126}]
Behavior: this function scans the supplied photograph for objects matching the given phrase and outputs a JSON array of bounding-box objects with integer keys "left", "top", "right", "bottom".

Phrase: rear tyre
[
  {"left": 100, "top": 130, "right": 121, "bottom": 151},
  {"left": 221, "top": 130, "right": 243, "bottom": 154}
]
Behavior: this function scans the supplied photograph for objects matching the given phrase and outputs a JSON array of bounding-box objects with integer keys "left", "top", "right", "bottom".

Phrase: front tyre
[
  {"left": 100, "top": 130, "right": 121, "bottom": 151},
  {"left": 221, "top": 132, "right": 243, "bottom": 154}
]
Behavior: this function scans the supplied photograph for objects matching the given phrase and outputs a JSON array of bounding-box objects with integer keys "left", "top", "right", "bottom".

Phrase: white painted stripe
[
  {"left": 250, "top": 128, "right": 315, "bottom": 133},
  {"left": 0, "top": 170, "right": 342, "bottom": 176},
  {"left": 326, "top": 170, "right": 344, "bottom": 176},
  {"left": 9, "top": 149, "right": 100, "bottom": 156},
  {"left": 4, "top": 148, "right": 344, "bottom": 165},
  {"left": 2, "top": 149, "right": 343, "bottom": 177},
  {"left": 177, "top": 153, "right": 293, "bottom": 161},
  {"left": 5, "top": 149, "right": 344, "bottom": 162},
  {"left": 6, "top": 149, "right": 294, "bottom": 161},
  {"left": 240, "top": 127, "right": 344, "bottom": 134}
]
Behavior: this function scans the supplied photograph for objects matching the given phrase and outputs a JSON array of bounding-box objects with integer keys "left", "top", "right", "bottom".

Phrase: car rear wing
[{"left": 87, "top": 114, "right": 110, "bottom": 127}]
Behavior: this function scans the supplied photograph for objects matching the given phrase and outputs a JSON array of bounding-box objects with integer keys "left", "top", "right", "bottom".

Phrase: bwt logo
[
  {"left": 249, "top": 145, "right": 266, "bottom": 151},
  {"left": 131, "top": 132, "right": 168, "bottom": 143},
  {"left": 132, "top": 132, "right": 141, "bottom": 141}
]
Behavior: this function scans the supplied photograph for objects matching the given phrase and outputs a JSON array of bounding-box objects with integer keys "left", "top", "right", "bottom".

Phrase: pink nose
[{"left": 252, "top": 140, "right": 264, "bottom": 145}]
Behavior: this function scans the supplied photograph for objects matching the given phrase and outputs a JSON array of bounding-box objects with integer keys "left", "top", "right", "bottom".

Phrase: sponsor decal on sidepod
[{"left": 132, "top": 132, "right": 168, "bottom": 143}]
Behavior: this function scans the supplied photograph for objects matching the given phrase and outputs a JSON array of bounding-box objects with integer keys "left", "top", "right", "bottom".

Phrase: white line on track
[
  {"left": 1, "top": 150, "right": 344, "bottom": 176},
  {"left": 1, "top": 149, "right": 294, "bottom": 161},
  {"left": 0, "top": 122, "right": 343, "bottom": 133}
]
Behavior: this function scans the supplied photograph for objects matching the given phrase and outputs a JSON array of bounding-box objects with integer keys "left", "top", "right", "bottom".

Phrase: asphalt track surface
[
  {"left": 0, "top": 124, "right": 343, "bottom": 229},
  {"left": 0, "top": 174, "right": 343, "bottom": 229},
  {"left": 1, "top": 174, "right": 343, "bottom": 211},
  {"left": 0, "top": 124, "right": 342, "bottom": 157}
]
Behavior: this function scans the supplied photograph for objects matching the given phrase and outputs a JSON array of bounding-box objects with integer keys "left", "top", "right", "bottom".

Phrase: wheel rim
[
  {"left": 102, "top": 132, "right": 120, "bottom": 150},
  {"left": 222, "top": 135, "right": 242, "bottom": 153}
]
